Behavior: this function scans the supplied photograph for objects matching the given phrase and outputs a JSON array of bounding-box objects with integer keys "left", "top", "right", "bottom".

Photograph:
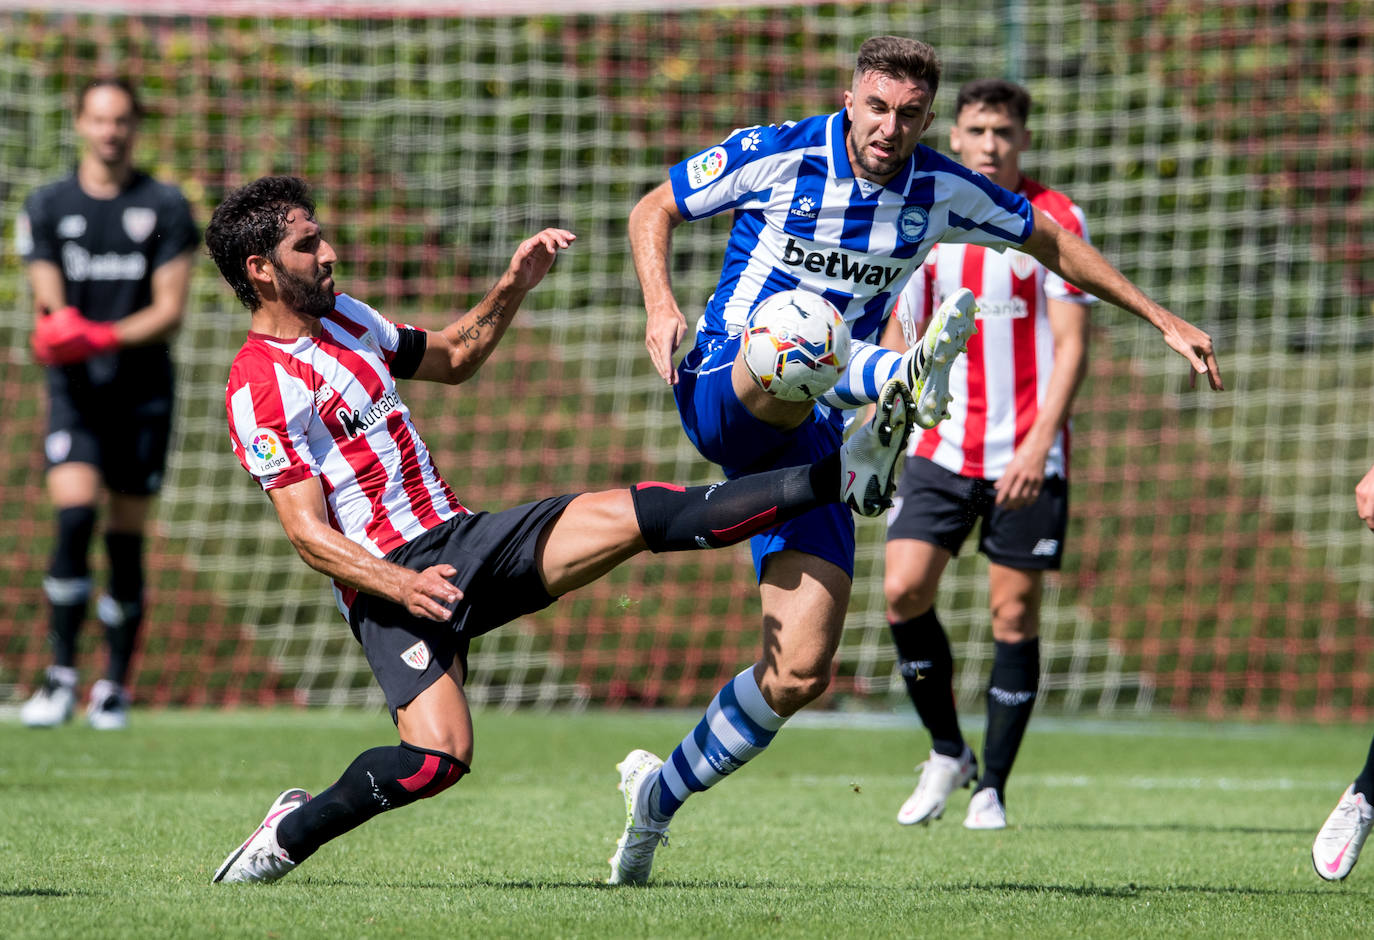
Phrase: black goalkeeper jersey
[{"left": 18, "top": 170, "right": 199, "bottom": 400}]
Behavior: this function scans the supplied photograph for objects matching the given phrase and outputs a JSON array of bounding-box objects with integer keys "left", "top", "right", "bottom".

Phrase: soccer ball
[{"left": 742, "top": 290, "right": 850, "bottom": 402}]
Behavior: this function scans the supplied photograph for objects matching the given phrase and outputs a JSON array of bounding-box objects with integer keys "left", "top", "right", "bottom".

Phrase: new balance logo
[
  {"left": 1032, "top": 539, "right": 1059, "bottom": 556},
  {"left": 337, "top": 390, "right": 402, "bottom": 438},
  {"left": 780, "top": 237, "right": 905, "bottom": 289}
]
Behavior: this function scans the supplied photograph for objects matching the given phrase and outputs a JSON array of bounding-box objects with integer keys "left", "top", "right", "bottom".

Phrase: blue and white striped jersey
[{"left": 669, "top": 110, "right": 1035, "bottom": 345}]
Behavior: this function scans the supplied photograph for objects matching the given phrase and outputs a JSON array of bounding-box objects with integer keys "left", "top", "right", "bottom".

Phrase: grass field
[{"left": 3, "top": 709, "right": 1373, "bottom": 938}]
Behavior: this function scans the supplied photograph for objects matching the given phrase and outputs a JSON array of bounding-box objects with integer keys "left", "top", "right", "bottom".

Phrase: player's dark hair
[
  {"left": 854, "top": 36, "right": 942, "bottom": 96},
  {"left": 206, "top": 176, "right": 317, "bottom": 312},
  {"left": 954, "top": 78, "right": 1032, "bottom": 126},
  {"left": 76, "top": 78, "right": 144, "bottom": 119}
]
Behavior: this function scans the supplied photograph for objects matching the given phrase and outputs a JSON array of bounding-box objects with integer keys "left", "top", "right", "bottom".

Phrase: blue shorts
[{"left": 675, "top": 332, "right": 854, "bottom": 580}]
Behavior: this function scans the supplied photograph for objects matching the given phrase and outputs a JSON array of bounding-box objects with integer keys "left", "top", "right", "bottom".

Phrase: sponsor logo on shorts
[
  {"left": 400, "top": 641, "right": 431, "bottom": 671},
  {"left": 1031, "top": 538, "right": 1059, "bottom": 556},
  {"left": 246, "top": 428, "right": 291, "bottom": 475},
  {"left": 687, "top": 146, "right": 728, "bottom": 189}
]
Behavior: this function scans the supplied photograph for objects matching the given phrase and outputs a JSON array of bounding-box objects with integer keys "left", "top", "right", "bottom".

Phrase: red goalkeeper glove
[{"left": 31, "top": 306, "right": 120, "bottom": 366}]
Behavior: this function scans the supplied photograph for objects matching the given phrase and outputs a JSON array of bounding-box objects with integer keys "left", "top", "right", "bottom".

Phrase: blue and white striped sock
[
  {"left": 819, "top": 338, "right": 907, "bottom": 409},
  {"left": 654, "top": 666, "right": 788, "bottom": 818}
]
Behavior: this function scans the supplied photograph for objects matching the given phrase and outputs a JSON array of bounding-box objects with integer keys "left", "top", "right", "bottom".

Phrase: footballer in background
[
  {"left": 15, "top": 78, "right": 199, "bottom": 730},
  {"left": 880, "top": 78, "right": 1094, "bottom": 830}
]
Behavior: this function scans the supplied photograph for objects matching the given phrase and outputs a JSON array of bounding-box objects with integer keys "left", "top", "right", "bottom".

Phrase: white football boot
[
  {"left": 1313, "top": 785, "right": 1373, "bottom": 881},
  {"left": 213, "top": 788, "right": 311, "bottom": 884},
  {"left": 902, "top": 287, "right": 978, "bottom": 429},
  {"left": 897, "top": 747, "right": 979, "bottom": 826},
  {"left": 86, "top": 678, "right": 130, "bottom": 731},
  {"left": 20, "top": 666, "right": 78, "bottom": 728},
  {"left": 964, "top": 787, "right": 1009, "bottom": 830},
  {"left": 607, "top": 749, "right": 670, "bottom": 885},
  {"left": 840, "top": 377, "right": 915, "bottom": 517}
]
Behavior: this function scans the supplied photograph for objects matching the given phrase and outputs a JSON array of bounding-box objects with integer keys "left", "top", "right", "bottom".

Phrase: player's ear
[
  {"left": 948, "top": 125, "right": 961, "bottom": 154},
  {"left": 922, "top": 110, "right": 936, "bottom": 135},
  {"left": 245, "top": 254, "right": 274, "bottom": 290},
  {"left": 842, "top": 88, "right": 854, "bottom": 117}
]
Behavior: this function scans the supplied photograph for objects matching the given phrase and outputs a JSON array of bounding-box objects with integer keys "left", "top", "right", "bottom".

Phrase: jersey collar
[{"left": 827, "top": 110, "right": 916, "bottom": 195}]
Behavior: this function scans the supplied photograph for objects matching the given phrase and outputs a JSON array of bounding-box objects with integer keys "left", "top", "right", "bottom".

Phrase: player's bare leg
[
  {"left": 754, "top": 551, "right": 849, "bottom": 716},
  {"left": 608, "top": 551, "right": 848, "bottom": 885}
]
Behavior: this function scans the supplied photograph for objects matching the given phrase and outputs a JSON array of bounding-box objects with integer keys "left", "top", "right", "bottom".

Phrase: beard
[
  {"left": 277, "top": 266, "right": 335, "bottom": 319},
  {"left": 847, "top": 130, "right": 905, "bottom": 181}
]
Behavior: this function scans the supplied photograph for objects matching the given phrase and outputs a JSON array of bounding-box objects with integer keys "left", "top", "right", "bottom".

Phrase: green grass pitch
[{"left": 2, "top": 708, "right": 1373, "bottom": 938}]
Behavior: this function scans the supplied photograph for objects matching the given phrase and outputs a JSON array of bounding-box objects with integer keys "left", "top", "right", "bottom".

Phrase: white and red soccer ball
[{"left": 742, "top": 289, "right": 850, "bottom": 402}]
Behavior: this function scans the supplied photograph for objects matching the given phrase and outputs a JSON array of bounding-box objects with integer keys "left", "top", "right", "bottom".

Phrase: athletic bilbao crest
[
  {"left": 400, "top": 641, "right": 431, "bottom": 671},
  {"left": 1006, "top": 249, "right": 1037, "bottom": 281},
  {"left": 122, "top": 207, "right": 157, "bottom": 243}
]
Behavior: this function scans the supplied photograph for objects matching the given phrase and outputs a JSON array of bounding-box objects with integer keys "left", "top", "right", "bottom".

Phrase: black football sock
[
  {"left": 979, "top": 637, "right": 1040, "bottom": 799},
  {"left": 45, "top": 506, "right": 97, "bottom": 668},
  {"left": 888, "top": 609, "right": 964, "bottom": 758},
  {"left": 276, "top": 742, "right": 468, "bottom": 863},
  {"left": 102, "top": 532, "right": 145, "bottom": 685},
  {"left": 1353, "top": 734, "right": 1374, "bottom": 802},
  {"left": 631, "top": 451, "right": 840, "bottom": 552}
]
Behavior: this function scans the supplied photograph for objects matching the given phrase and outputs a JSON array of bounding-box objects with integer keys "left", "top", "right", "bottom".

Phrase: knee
[
  {"left": 990, "top": 598, "right": 1039, "bottom": 643},
  {"left": 884, "top": 570, "right": 936, "bottom": 621},
  {"left": 764, "top": 662, "right": 832, "bottom": 715},
  {"left": 398, "top": 742, "right": 470, "bottom": 800}
]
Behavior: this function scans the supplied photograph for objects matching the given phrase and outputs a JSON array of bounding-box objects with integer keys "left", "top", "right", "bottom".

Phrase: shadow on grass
[
  {"left": 298, "top": 877, "right": 1342, "bottom": 897},
  {"left": 939, "top": 881, "right": 1334, "bottom": 899},
  {"left": 1022, "top": 822, "right": 1312, "bottom": 836},
  {"left": 0, "top": 888, "right": 76, "bottom": 897}
]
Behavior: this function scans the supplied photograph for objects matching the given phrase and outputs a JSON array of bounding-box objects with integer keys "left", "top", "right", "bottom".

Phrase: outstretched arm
[
  {"left": 629, "top": 181, "right": 689, "bottom": 385},
  {"left": 268, "top": 476, "right": 461, "bottom": 622},
  {"left": 410, "top": 228, "right": 576, "bottom": 385},
  {"left": 1021, "top": 207, "right": 1223, "bottom": 390}
]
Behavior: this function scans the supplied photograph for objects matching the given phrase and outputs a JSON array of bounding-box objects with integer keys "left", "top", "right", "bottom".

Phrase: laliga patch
[
  {"left": 122, "top": 207, "right": 157, "bottom": 243},
  {"left": 246, "top": 427, "right": 291, "bottom": 475},
  {"left": 897, "top": 206, "right": 929, "bottom": 244},
  {"left": 687, "top": 147, "right": 729, "bottom": 189},
  {"left": 400, "top": 641, "right": 431, "bottom": 671}
]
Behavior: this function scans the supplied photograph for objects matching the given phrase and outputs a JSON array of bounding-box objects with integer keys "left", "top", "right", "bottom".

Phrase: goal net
[{"left": 1, "top": 0, "right": 1370, "bottom": 719}]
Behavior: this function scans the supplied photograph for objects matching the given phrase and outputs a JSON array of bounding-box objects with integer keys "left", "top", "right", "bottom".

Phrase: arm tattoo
[{"left": 453, "top": 301, "right": 508, "bottom": 348}]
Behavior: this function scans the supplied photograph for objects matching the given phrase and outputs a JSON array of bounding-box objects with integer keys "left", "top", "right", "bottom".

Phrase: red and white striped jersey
[
  {"left": 225, "top": 293, "right": 467, "bottom": 614},
  {"left": 892, "top": 177, "right": 1095, "bottom": 480}
]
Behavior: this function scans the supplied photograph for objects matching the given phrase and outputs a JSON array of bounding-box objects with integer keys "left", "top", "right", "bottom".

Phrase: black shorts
[
  {"left": 46, "top": 389, "right": 173, "bottom": 496},
  {"left": 348, "top": 494, "right": 577, "bottom": 721},
  {"left": 886, "top": 456, "right": 1068, "bottom": 570}
]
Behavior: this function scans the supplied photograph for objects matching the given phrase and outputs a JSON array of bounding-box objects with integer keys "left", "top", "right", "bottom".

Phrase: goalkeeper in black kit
[{"left": 16, "top": 78, "right": 199, "bottom": 730}]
